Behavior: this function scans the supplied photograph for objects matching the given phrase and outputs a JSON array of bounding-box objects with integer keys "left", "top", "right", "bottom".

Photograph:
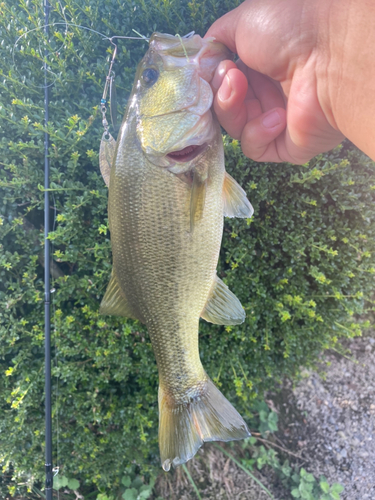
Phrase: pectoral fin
[
  {"left": 190, "top": 171, "right": 207, "bottom": 233},
  {"left": 201, "top": 275, "right": 245, "bottom": 325},
  {"left": 223, "top": 172, "right": 253, "bottom": 218},
  {"left": 99, "top": 271, "right": 138, "bottom": 320},
  {"left": 99, "top": 132, "right": 116, "bottom": 187}
]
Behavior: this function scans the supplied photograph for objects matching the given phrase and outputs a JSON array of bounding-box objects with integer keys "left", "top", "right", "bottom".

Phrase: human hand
[{"left": 205, "top": 0, "right": 345, "bottom": 164}]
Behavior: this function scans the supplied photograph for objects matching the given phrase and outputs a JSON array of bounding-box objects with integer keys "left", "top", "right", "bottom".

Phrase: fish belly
[{"left": 109, "top": 127, "right": 223, "bottom": 388}]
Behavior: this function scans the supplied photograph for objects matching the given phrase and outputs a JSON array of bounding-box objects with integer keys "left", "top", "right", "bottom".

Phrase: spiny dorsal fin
[
  {"left": 201, "top": 275, "right": 245, "bottom": 325},
  {"left": 190, "top": 170, "right": 207, "bottom": 233},
  {"left": 99, "top": 132, "right": 116, "bottom": 187},
  {"left": 99, "top": 271, "right": 138, "bottom": 320},
  {"left": 223, "top": 172, "right": 253, "bottom": 218}
]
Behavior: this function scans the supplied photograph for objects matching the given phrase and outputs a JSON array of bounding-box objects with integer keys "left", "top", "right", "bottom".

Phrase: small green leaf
[
  {"left": 291, "top": 488, "right": 301, "bottom": 498},
  {"left": 304, "top": 473, "right": 315, "bottom": 483},
  {"left": 299, "top": 480, "right": 314, "bottom": 495},
  {"left": 131, "top": 476, "right": 144, "bottom": 489},
  {"left": 331, "top": 483, "right": 344, "bottom": 494},
  {"left": 292, "top": 473, "right": 301, "bottom": 483},
  {"left": 122, "top": 488, "right": 138, "bottom": 500},
  {"left": 267, "top": 411, "right": 278, "bottom": 432},
  {"left": 281, "top": 460, "right": 291, "bottom": 477},
  {"left": 320, "top": 481, "right": 330, "bottom": 493},
  {"left": 53, "top": 475, "right": 68, "bottom": 490},
  {"left": 67, "top": 478, "right": 80, "bottom": 490},
  {"left": 259, "top": 410, "right": 268, "bottom": 423},
  {"left": 148, "top": 477, "right": 156, "bottom": 489},
  {"left": 121, "top": 476, "right": 131, "bottom": 487},
  {"left": 300, "top": 490, "right": 314, "bottom": 500},
  {"left": 320, "top": 495, "right": 331, "bottom": 500},
  {"left": 138, "top": 489, "right": 152, "bottom": 499}
]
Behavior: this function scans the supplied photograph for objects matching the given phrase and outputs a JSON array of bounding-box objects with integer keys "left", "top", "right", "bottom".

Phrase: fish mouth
[{"left": 166, "top": 143, "right": 207, "bottom": 163}]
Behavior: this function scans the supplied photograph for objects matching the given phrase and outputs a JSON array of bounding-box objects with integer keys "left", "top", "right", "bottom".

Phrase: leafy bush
[{"left": 0, "top": 0, "right": 374, "bottom": 496}]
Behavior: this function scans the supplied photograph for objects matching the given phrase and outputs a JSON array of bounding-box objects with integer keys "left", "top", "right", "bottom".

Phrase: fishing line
[
  {"left": 175, "top": 33, "right": 190, "bottom": 62},
  {"left": 13, "top": 18, "right": 147, "bottom": 90},
  {"left": 41, "top": 0, "right": 69, "bottom": 62},
  {"left": 13, "top": 0, "right": 70, "bottom": 89},
  {"left": 99, "top": 30, "right": 149, "bottom": 139},
  {"left": 100, "top": 42, "right": 117, "bottom": 137},
  {"left": 131, "top": 29, "right": 149, "bottom": 41}
]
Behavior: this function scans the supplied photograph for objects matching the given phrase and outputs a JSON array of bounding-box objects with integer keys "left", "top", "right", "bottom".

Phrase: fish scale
[
  {"left": 99, "top": 32, "right": 254, "bottom": 471},
  {"left": 111, "top": 129, "right": 224, "bottom": 388}
]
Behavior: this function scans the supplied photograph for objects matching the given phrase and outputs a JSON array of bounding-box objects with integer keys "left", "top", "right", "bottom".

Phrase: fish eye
[{"left": 141, "top": 68, "right": 159, "bottom": 86}]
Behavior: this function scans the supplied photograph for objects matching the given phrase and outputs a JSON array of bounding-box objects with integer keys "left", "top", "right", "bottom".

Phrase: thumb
[
  {"left": 205, "top": 0, "right": 307, "bottom": 81},
  {"left": 204, "top": 5, "right": 242, "bottom": 54}
]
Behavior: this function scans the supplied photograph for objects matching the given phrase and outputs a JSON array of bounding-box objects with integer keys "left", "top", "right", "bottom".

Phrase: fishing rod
[
  {"left": 35, "top": 6, "right": 148, "bottom": 495},
  {"left": 43, "top": 0, "right": 53, "bottom": 497}
]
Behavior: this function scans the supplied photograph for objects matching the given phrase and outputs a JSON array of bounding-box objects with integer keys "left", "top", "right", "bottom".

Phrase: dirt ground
[
  {"left": 285, "top": 334, "right": 375, "bottom": 500},
  {"left": 155, "top": 332, "right": 375, "bottom": 500}
]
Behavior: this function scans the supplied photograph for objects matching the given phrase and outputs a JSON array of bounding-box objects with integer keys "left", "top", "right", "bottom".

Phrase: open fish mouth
[{"left": 167, "top": 143, "right": 207, "bottom": 163}]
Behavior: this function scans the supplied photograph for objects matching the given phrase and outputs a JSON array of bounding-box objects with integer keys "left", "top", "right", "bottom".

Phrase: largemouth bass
[{"left": 99, "top": 32, "right": 253, "bottom": 471}]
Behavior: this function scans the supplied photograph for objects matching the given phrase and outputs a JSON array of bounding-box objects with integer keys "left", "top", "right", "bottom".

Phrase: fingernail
[
  {"left": 218, "top": 75, "right": 232, "bottom": 101},
  {"left": 262, "top": 110, "right": 281, "bottom": 129},
  {"left": 211, "top": 62, "right": 226, "bottom": 91}
]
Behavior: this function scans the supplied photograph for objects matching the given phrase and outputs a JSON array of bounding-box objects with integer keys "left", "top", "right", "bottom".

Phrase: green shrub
[{"left": 0, "top": 0, "right": 374, "bottom": 495}]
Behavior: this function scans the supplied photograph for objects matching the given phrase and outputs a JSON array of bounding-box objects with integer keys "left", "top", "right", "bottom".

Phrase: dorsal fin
[
  {"left": 223, "top": 172, "right": 253, "bottom": 218},
  {"left": 201, "top": 275, "right": 245, "bottom": 325}
]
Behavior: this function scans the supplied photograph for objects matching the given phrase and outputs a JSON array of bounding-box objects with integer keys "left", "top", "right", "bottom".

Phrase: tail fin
[{"left": 158, "top": 378, "right": 250, "bottom": 471}]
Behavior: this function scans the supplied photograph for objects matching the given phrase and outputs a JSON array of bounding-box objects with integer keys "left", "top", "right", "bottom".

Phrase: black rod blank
[{"left": 43, "top": 0, "right": 53, "bottom": 498}]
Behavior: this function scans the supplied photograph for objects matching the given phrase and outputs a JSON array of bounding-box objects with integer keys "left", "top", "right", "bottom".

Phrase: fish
[{"left": 99, "top": 32, "right": 254, "bottom": 471}]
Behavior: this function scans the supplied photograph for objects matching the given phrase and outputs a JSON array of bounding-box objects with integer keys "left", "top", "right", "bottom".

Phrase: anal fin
[
  {"left": 201, "top": 275, "right": 245, "bottom": 325},
  {"left": 223, "top": 172, "right": 253, "bottom": 218},
  {"left": 99, "top": 271, "right": 138, "bottom": 320}
]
